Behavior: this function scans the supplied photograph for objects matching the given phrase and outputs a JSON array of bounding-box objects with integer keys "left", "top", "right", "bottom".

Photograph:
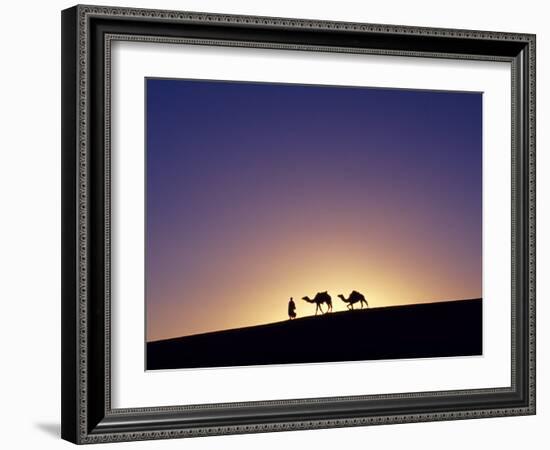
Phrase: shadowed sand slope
[{"left": 147, "top": 298, "right": 482, "bottom": 370}]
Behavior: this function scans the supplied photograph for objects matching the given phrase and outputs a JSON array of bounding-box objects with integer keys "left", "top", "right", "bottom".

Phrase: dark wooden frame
[{"left": 61, "top": 4, "right": 536, "bottom": 444}]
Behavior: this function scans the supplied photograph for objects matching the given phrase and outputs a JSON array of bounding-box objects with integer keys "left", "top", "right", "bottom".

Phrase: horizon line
[{"left": 147, "top": 297, "right": 482, "bottom": 344}]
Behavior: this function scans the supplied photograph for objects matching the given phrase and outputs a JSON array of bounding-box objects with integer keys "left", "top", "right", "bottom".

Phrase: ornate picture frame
[{"left": 61, "top": 4, "right": 536, "bottom": 444}]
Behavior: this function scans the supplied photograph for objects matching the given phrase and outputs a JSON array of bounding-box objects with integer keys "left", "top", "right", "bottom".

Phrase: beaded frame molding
[{"left": 61, "top": 4, "right": 536, "bottom": 444}]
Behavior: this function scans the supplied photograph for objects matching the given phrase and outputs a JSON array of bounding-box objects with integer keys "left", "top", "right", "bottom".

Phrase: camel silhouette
[
  {"left": 338, "top": 290, "right": 369, "bottom": 310},
  {"left": 302, "top": 291, "right": 333, "bottom": 315}
]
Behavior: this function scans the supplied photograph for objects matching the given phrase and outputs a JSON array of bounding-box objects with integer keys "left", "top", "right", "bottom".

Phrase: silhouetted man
[{"left": 288, "top": 297, "right": 297, "bottom": 320}]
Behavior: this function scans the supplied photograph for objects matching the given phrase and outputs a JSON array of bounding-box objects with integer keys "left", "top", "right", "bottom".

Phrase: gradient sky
[{"left": 146, "top": 78, "right": 482, "bottom": 342}]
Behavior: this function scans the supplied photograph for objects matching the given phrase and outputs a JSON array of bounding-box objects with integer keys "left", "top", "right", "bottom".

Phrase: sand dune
[{"left": 147, "top": 298, "right": 482, "bottom": 370}]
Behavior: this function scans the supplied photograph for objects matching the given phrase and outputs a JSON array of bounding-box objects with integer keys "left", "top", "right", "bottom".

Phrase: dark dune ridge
[{"left": 146, "top": 298, "right": 482, "bottom": 370}]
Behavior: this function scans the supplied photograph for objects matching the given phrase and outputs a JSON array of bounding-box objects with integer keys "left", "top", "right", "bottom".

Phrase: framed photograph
[{"left": 61, "top": 4, "right": 536, "bottom": 444}]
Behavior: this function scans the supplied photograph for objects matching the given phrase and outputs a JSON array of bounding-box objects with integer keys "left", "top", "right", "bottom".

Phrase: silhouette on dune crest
[
  {"left": 338, "top": 290, "right": 369, "bottom": 310},
  {"left": 302, "top": 291, "right": 332, "bottom": 315},
  {"left": 147, "top": 298, "right": 483, "bottom": 370},
  {"left": 288, "top": 297, "right": 297, "bottom": 320}
]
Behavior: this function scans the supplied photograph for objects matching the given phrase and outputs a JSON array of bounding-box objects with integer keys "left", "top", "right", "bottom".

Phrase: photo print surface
[{"left": 145, "top": 78, "right": 482, "bottom": 370}]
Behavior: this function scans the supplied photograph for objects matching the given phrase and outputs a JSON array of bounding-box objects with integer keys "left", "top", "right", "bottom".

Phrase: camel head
[
  {"left": 337, "top": 294, "right": 346, "bottom": 301},
  {"left": 302, "top": 296, "right": 312, "bottom": 303}
]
